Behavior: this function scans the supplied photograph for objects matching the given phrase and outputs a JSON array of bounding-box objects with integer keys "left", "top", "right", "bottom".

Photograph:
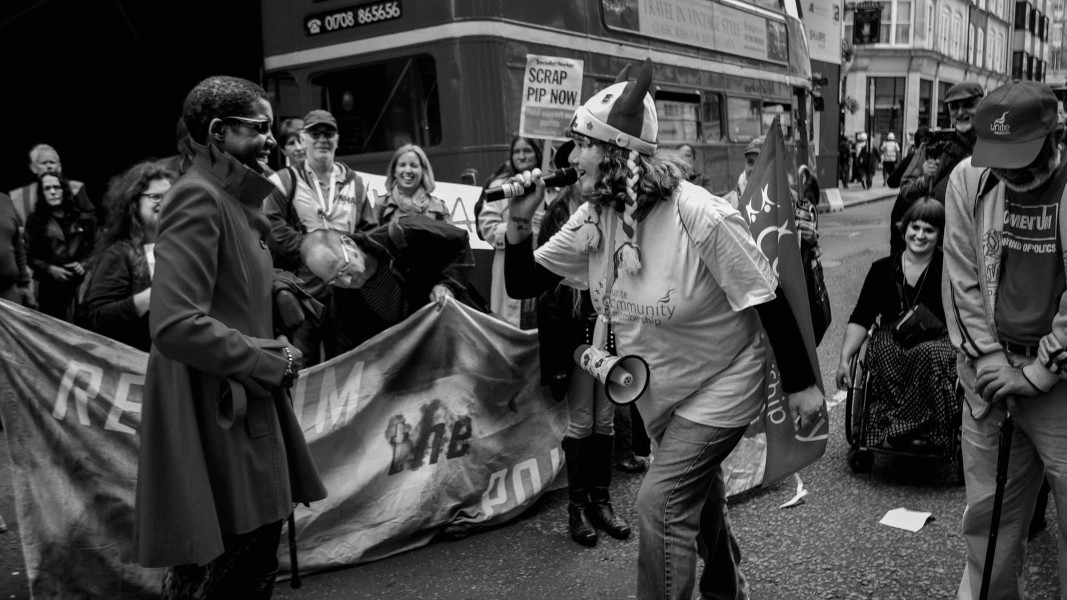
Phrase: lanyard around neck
[{"left": 308, "top": 163, "right": 337, "bottom": 224}]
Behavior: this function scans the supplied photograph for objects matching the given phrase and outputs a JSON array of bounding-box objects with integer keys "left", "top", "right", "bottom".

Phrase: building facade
[{"left": 840, "top": 0, "right": 1045, "bottom": 153}]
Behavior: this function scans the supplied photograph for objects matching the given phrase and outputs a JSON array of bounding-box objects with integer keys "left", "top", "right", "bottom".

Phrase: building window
[
  {"left": 726, "top": 97, "right": 762, "bottom": 143},
  {"left": 927, "top": 1, "right": 935, "bottom": 48},
  {"left": 939, "top": 6, "right": 951, "bottom": 53},
  {"left": 655, "top": 92, "right": 702, "bottom": 144},
  {"left": 969, "top": 24, "right": 976, "bottom": 63},
  {"left": 896, "top": 0, "right": 913, "bottom": 44},
  {"left": 310, "top": 54, "right": 443, "bottom": 155},
  {"left": 976, "top": 28, "right": 985, "bottom": 68},
  {"left": 882, "top": 4, "right": 892, "bottom": 43},
  {"left": 702, "top": 94, "right": 724, "bottom": 142},
  {"left": 870, "top": 77, "right": 906, "bottom": 144},
  {"left": 919, "top": 79, "right": 933, "bottom": 130},
  {"left": 998, "top": 31, "right": 1005, "bottom": 71},
  {"left": 960, "top": 10, "right": 968, "bottom": 58}
]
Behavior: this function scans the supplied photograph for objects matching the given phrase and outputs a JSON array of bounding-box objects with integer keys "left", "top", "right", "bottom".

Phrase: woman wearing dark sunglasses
[
  {"left": 134, "top": 76, "right": 325, "bottom": 599},
  {"left": 25, "top": 171, "right": 96, "bottom": 321},
  {"left": 79, "top": 161, "right": 177, "bottom": 350}
]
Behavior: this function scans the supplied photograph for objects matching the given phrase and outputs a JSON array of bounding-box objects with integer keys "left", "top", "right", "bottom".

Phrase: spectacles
[
  {"left": 947, "top": 98, "right": 980, "bottom": 112},
  {"left": 141, "top": 192, "right": 166, "bottom": 203},
  {"left": 305, "top": 128, "right": 338, "bottom": 140},
  {"left": 222, "top": 115, "right": 273, "bottom": 135},
  {"left": 329, "top": 237, "right": 351, "bottom": 287}
]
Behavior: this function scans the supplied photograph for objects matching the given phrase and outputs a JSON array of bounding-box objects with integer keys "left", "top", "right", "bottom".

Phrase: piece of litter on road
[
  {"left": 828, "top": 390, "right": 846, "bottom": 409},
  {"left": 879, "top": 508, "right": 933, "bottom": 532},
  {"left": 779, "top": 473, "right": 808, "bottom": 509}
]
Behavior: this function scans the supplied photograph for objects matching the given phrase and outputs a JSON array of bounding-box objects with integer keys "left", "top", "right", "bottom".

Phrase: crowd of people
[{"left": 3, "top": 65, "right": 1067, "bottom": 600}]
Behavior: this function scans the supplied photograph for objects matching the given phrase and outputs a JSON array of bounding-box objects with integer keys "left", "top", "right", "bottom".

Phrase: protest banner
[
  {"left": 0, "top": 299, "right": 566, "bottom": 597},
  {"left": 358, "top": 171, "right": 492, "bottom": 251},
  {"left": 519, "top": 55, "right": 584, "bottom": 142}
]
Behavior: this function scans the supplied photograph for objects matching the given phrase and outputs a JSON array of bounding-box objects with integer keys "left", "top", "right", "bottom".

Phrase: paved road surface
[{"left": 1, "top": 199, "right": 1060, "bottom": 599}]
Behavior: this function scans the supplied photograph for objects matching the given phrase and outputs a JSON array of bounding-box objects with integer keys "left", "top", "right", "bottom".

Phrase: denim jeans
[
  {"left": 956, "top": 362, "right": 1067, "bottom": 600},
  {"left": 637, "top": 415, "right": 748, "bottom": 600}
]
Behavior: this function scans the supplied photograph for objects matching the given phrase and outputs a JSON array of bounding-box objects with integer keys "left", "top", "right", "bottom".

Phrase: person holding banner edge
[{"left": 504, "top": 59, "right": 823, "bottom": 600}]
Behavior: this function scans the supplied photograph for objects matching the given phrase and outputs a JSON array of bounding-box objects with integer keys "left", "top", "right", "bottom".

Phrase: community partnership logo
[
  {"left": 385, "top": 399, "right": 472, "bottom": 475},
  {"left": 603, "top": 287, "right": 676, "bottom": 327}
]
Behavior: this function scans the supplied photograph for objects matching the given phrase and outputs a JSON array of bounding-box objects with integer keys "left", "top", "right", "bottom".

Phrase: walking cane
[{"left": 978, "top": 412, "right": 1014, "bottom": 600}]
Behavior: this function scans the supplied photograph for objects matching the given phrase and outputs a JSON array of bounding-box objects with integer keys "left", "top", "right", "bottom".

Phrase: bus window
[
  {"left": 702, "top": 94, "right": 723, "bottom": 142},
  {"left": 309, "top": 54, "right": 442, "bottom": 155},
  {"left": 726, "top": 97, "right": 762, "bottom": 142},
  {"left": 265, "top": 72, "right": 301, "bottom": 123},
  {"left": 654, "top": 92, "right": 701, "bottom": 144},
  {"left": 762, "top": 102, "right": 793, "bottom": 138}
]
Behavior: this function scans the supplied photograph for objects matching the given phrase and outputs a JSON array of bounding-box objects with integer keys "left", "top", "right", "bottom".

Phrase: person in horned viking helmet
[{"left": 502, "top": 59, "right": 823, "bottom": 599}]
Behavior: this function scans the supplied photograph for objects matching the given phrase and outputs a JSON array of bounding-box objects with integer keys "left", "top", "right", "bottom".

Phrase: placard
[{"left": 519, "top": 55, "right": 585, "bottom": 141}]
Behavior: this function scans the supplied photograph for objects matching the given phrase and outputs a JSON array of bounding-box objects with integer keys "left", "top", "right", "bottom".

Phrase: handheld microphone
[{"left": 485, "top": 168, "right": 579, "bottom": 201}]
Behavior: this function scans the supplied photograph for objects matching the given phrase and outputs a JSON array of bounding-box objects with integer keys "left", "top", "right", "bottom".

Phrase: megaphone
[{"left": 573, "top": 344, "right": 650, "bottom": 406}]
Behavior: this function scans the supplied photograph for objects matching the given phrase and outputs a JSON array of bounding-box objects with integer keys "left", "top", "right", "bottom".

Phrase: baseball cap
[
  {"left": 744, "top": 136, "right": 764, "bottom": 156},
  {"left": 944, "top": 82, "right": 984, "bottom": 104},
  {"left": 972, "top": 81, "right": 1058, "bottom": 169},
  {"left": 302, "top": 109, "right": 338, "bottom": 131}
]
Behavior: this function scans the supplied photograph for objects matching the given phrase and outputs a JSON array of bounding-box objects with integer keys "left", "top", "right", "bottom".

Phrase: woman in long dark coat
[{"left": 134, "top": 76, "right": 326, "bottom": 599}]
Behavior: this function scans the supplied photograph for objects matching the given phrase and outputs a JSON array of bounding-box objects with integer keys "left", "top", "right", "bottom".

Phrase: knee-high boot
[
  {"left": 587, "top": 434, "right": 632, "bottom": 540},
  {"left": 562, "top": 436, "right": 598, "bottom": 547}
]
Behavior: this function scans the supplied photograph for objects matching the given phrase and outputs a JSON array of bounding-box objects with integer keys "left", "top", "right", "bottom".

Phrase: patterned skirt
[{"left": 863, "top": 328, "right": 959, "bottom": 453}]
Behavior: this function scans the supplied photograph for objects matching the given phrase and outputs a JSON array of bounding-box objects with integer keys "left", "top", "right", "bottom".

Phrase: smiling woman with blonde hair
[{"left": 377, "top": 143, "right": 449, "bottom": 224}]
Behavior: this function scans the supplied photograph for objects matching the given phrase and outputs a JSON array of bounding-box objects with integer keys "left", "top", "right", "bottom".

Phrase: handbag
[
  {"left": 891, "top": 263, "right": 944, "bottom": 346},
  {"left": 891, "top": 303, "right": 945, "bottom": 347}
]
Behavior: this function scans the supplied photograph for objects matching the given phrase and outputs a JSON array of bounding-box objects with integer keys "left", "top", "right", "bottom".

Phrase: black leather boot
[
  {"left": 562, "top": 436, "right": 597, "bottom": 547},
  {"left": 587, "top": 434, "right": 631, "bottom": 540},
  {"left": 247, "top": 569, "right": 278, "bottom": 600}
]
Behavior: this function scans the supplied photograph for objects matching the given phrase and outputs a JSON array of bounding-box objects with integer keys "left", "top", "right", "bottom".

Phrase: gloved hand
[{"left": 275, "top": 289, "right": 305, "bottom": 332}]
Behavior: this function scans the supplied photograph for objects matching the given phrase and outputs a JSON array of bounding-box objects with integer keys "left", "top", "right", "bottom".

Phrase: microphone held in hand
[{"left": 485, "top": 168, "right": 579, "bottom": 201}]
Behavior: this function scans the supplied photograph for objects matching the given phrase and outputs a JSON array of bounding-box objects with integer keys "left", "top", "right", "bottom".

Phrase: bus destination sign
[{"left": 304, "top": 1, "right": 402, "bottom": 36}]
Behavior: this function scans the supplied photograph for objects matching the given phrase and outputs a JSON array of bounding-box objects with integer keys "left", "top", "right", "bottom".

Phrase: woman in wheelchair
[{"left": 835, "top": 198, "right": 957, "bottom": 453}]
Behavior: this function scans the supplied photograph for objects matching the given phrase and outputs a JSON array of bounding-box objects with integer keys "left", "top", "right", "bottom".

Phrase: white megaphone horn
[{"left": 572, "top": 344, "right": 650, "bottom": 406}]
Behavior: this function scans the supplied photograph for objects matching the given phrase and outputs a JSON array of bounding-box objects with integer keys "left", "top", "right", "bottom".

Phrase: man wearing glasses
[
  {"left": 299, "top": 215, "right": 475, "bottom": 353},
  {"left": 264, "top": 109, "right": 377, "bottom": 367}
]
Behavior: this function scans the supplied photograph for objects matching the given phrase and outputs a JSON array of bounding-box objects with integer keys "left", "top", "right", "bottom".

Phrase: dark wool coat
[{"left": 134, "top": 142, "right": 326, "bottom": 568}]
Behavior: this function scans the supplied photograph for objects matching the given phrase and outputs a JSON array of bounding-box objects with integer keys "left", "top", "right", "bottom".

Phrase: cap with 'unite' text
[{"left": 972, "top": 81, "right": 1058, "bottom": 169}]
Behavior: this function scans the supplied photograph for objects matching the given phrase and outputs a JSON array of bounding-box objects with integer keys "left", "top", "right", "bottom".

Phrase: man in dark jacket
[
  {"left": 300, "top": 215, "right": 477, "bottom": 353},
  {"left": 135, "top": 76, "right": 326, "bottom": 598}
]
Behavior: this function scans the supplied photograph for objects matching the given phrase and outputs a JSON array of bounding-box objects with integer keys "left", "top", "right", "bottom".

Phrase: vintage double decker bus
[{"left": 260, "top": 0, "right": 817, "bottom": 197}]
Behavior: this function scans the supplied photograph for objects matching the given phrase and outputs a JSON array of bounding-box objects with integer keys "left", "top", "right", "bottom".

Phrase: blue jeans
[{"left": 637, "top": 415, "right": 748, "bottom": 600}]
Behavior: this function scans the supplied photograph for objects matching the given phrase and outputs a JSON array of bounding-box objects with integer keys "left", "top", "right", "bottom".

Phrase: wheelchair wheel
[
  {"left": 848, "top": 448, "right": 874, "bottom": 473},
  {"left": 844, "top": 350, "right": 868, "bottom": 447}
]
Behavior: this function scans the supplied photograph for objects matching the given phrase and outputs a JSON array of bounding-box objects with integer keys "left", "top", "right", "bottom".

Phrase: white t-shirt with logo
[{"left": 534, "top": 181, "right": 778, "bottom": 439}]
